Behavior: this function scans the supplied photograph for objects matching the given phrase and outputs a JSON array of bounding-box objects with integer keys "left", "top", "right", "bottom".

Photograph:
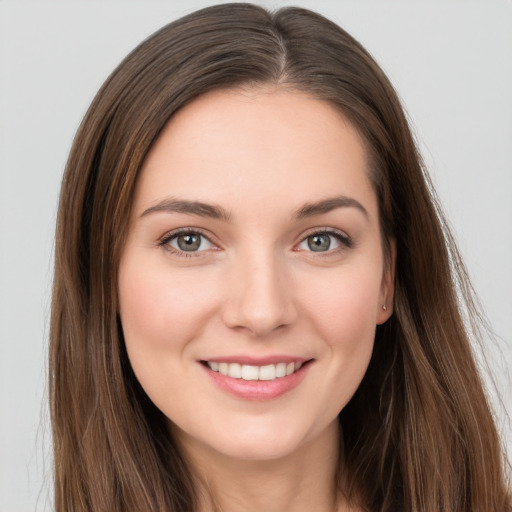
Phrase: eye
[
  {"left": 296, "top": 231, "right": 351, "bottom": 253},
  {"left": 161, "top": 230, "right": 214, "bottom": 253}
]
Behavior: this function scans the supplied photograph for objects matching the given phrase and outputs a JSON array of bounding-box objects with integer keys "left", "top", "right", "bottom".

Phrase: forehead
[{"left": 134, "top": 88, "right": 377, "bottom": 221}]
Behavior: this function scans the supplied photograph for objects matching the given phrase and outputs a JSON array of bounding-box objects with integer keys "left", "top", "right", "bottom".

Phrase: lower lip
[{"left": 201, "top": 362, "right": 311, "bottom": 401}]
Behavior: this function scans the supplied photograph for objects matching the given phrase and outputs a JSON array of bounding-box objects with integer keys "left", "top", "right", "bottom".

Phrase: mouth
[
  {"left": 202, "top": 360, "right": 306, "bottom": 381},
  {"left": 199, "top": 358, "right": 313, "bottom": 400}
]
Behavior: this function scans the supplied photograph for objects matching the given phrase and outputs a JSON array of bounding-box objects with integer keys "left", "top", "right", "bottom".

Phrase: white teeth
[
  {"left": 259, "top": 364, "right": 276, "bottom": 381},
  {"left": 275, "top": 362, "right": 287, "bottom": 378},
  {"left": 227, "top": 362, "right": 241, "bottom": 379},
  {"left": 206, "top": 361, "right": 305, "bottom": 381},
  {"left": 241, "top": 365, "right": 259, "bottom": 380}
]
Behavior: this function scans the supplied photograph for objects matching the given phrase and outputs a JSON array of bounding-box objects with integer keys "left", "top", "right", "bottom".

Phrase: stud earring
[{"left": 382, "top": 305, "right": 387, "bottom": 311}]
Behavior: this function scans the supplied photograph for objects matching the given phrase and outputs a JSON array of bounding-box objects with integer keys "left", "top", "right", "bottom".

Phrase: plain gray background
[{"left": 0, "top": 1, "right": 511, "bottom": 510}]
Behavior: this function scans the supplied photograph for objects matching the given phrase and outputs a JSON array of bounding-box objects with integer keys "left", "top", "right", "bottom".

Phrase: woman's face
[{"left": 118, "top": 88, "right": 394, "bottom": 462}]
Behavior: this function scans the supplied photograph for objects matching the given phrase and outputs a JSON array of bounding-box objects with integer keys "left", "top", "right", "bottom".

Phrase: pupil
[
  {"left": 178, "top": 234, "right": 201, "bottom": 251},
  {"left": 308, "top": 234, "right": 330, "bottom": 252}
]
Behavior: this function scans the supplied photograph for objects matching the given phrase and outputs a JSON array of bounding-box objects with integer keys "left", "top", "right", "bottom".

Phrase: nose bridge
[{"left": 223, "top": 245, "right": 295, "bottom": 336}]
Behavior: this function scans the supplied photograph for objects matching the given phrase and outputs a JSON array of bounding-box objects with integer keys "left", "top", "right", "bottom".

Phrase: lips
[{"left": 200, "top": 357, "right": 313, "bottom": 400}]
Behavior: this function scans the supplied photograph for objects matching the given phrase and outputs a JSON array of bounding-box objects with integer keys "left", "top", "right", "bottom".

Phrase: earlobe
[{"left": 377, "top": 239, "right": 396, "bottom": 325}]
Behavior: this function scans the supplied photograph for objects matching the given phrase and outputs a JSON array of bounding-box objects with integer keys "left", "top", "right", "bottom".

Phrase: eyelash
[{"left": 158, "top": 228, "right": 353, "bottom": 258}]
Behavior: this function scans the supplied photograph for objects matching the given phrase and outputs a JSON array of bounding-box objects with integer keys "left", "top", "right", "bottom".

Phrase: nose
[{"left": 221, "top": 249, "right": 298, "bottom": 337}]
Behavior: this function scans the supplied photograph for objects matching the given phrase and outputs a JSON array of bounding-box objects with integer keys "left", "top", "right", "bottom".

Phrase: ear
[{"left": 376, "top": 238, "right": 396, "bottom": 325}]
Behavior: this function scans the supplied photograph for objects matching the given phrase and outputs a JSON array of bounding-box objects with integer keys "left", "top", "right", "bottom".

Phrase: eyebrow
[
  {"left": 294, "top": 196, "right": 368, "bottom": 219},
  {"left": 140, "top": 195, "right": 367, "bottom": 221},
  {"left": 140, "top": 198, "right": 231, "bottom": 221}
]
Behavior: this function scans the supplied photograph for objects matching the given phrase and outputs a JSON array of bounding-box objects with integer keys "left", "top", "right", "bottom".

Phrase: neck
[{"left": 177, "top": 420, "right": 350, "bottom": 512}]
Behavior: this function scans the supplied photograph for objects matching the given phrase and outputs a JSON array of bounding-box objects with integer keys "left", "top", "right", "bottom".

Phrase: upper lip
[{"left": 200, "top": 355, "right": 311, "bottom": 366}]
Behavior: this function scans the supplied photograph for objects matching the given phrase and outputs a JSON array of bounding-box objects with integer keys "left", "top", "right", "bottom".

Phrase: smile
[
  {"left": 206, "top": 361, "right": 303, "bottom": 381},
  {"left": 200, "top": 357, "right": 313, "bottom": 400}
]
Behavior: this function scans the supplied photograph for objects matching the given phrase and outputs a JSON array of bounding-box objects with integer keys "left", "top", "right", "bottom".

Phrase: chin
[
  {"left": 173, "top": 414, "right": 334, "bottom": 465},
  {"left": 208, "top": 433, "right": 305, "bottom": 462}
]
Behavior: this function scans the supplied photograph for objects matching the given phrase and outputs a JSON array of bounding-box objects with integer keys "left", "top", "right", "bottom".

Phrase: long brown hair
[{"left": 50, "top": 3, "right": 511, "bottom": 511}]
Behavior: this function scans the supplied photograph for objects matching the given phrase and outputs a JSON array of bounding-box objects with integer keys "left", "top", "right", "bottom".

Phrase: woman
[{"left": 49, "top": 3, "right": 511, "bottom": 511}]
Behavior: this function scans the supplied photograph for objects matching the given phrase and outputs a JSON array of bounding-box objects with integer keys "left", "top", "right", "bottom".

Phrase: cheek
[
  {"left": 117, "top": 258, "right": 222, "bottom": 398},
  {"left": 300, "top": 264, "right": 382, "bottom": 344},
  {"left": 297, "top": 264, "right": 381, "bottom": 400},
  {"left": 119, "top": 259, "right": 215, "bottom": 347},
  {"left": 117, "top": 256, "right": 223, "bottom": 418}
]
